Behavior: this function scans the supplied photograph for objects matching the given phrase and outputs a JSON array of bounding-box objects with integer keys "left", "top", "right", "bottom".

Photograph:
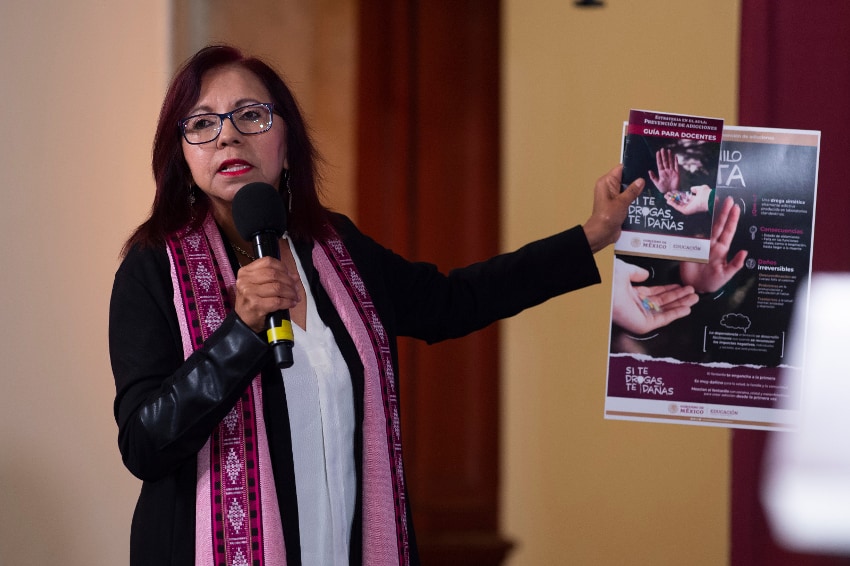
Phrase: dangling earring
[
  {"left": 282, "top": 169, "right": 292, "bottom": 212},
  {"left": 188, "top": 183, "right": 197, "bottom": 221}
]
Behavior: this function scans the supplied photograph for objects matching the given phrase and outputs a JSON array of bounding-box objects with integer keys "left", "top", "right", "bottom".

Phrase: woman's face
[{"left": 181, "top": 64, "right": 287, "bottom": 220}]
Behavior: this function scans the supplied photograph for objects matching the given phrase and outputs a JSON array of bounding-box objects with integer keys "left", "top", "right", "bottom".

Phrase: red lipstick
[{"left": 218, "top": 159, "right": 253, "bottom": 177}]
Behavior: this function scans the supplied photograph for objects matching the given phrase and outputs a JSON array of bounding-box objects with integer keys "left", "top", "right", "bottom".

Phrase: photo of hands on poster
[{"left": 616, "top": 110, "right": 725, "bottom": 263}]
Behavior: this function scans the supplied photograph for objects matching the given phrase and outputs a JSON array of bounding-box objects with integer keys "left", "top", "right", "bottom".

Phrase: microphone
[{"left": 233, "top": 182, "right": 294, "bottom": 368}]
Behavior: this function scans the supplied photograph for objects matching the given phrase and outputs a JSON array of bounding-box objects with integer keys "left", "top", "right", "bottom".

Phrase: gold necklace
[{"left": 230, "top": 242, "right": 257, "bottom": 262}]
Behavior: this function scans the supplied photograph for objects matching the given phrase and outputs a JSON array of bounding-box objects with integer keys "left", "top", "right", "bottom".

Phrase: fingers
[
  {"left": 656, "top": 149, "right": 666, "bottom": 170},
  {"left": 716, "top": 197, "right": 741, "bottom": 246},
  {"left": 657, "top": 148, "right": 669, "bottom": 170},
  {"left": 706, "top": 196, "right": 740, "bottom": 260},
  {"left": 641, "top": 284, "right": 698, "bottom": 332},
  {"left": 625, "top": 285, "right": 697, "bottom": 334},
  {"left": 237, "top": 258, "right": 300, "bottom": 297},
  {"left": 234, "top": 257, "right": 301, "bottom": 332},
  {"left": 710, "top": 196, "right": 733, "bottom": 235},
  {"left": 626, "top": 263, "right": 650, "bottom": 284},
  {"left": 604, "top": 164, "right": 625, "bottom": 195},
  {"left": 641, "top": 284, "right": 698, "bottom": 307},
  {"left": 650, "top": 304, "right": 693, "bottom": 329},
  {"left": 584, "top": 166, "right": 644, "bottom": 253},
  {"left": 725, "top": 249, "right": 748, "bottom": 275},
  {"left": 622, "top": 176, "right": 645, "bottom": 202},
  {"left": 664, "top": 288, "right": 699, "bottom": 310},
  {"left": 665, "top": 185, "right": 712, "bottom": 216},
  {"left": 604, "top": 164, "right": 644, "bottom": 201},
  {"left": 665, "top": 198, "right": 687, "bottom": 214}
]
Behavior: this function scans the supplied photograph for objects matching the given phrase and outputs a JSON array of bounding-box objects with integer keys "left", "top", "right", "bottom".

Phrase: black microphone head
[{"left": 232, "top": 182, "right": 288, "bottom": 239}]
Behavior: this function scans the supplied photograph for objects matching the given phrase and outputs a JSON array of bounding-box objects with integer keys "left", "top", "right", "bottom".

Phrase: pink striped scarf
[
  {"left": 313, "top": 237, "right": 410, "bottom": 566},
  {"left": 166, "top": 214, "right": 410, "bottom": 565}
]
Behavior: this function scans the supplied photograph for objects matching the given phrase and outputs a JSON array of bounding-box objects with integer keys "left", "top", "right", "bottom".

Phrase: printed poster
[
  {"left": 616, "top": 109, "right": 725, "bottom": 263},
  {"left": 605, "top": 126, "right": 820, "bottom": 430}
]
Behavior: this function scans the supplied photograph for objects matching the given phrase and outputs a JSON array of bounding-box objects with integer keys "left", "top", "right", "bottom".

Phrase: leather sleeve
[{"left": 109, "top": 245, "right": 271, "bottom": 481}]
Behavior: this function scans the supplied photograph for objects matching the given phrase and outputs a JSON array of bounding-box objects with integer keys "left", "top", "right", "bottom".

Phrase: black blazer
[{"left": 109, "top": 214, "right": 601, "bottom": 565}]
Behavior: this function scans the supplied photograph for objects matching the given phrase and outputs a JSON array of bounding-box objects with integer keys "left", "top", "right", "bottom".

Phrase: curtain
[{"left": 734, "top": 1, "right": 850, "bottom": 564}]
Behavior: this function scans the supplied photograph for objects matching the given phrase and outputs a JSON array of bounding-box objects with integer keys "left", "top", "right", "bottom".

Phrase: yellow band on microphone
[{"left": 267, "top": 324, "right": 294, "bottom": 343}]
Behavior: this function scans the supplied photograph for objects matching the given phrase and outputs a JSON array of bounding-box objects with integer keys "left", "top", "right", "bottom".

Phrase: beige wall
[
  {"left": 0, "top": 1, "right": 739, "bottom": 564},
  {"left": 501, "top": 1, "right": 740, "bottom": 565},
  {"left": 0, "top": 2, "right": 170, "bottom": 564}
]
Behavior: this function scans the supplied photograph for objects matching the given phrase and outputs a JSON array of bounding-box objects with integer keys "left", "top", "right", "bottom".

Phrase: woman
[{"left": 109, "top": 44, "right": 642, "bottom": 565}]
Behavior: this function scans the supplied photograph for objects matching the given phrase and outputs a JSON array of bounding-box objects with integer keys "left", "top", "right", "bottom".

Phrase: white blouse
[{"left": 281, "top": 238, "right": 356, "bottom": 565}]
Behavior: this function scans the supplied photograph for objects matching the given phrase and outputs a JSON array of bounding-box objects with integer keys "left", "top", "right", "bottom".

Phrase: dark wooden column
[{"left": 356, "top": 1, "right": 511, "bottom": 564}]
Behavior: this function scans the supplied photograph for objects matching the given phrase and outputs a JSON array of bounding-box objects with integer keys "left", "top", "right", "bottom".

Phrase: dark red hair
[{"left": 123, "top": 44, "right": 332, "bottom": 254}]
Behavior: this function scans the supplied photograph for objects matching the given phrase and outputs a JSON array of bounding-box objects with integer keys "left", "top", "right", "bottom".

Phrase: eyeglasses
[{"left": 179, "top": 102, "right": 275, "bottom": 144}]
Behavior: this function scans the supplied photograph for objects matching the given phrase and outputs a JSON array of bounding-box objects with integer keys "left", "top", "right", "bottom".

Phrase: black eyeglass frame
[{"left": 178, "top": 102, "right": 275, "bottom": 145}]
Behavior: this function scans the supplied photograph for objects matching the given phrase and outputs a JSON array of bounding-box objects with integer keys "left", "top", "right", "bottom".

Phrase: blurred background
[{"left": 1, "top": 1, "right": 847, "bottom": 565}]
